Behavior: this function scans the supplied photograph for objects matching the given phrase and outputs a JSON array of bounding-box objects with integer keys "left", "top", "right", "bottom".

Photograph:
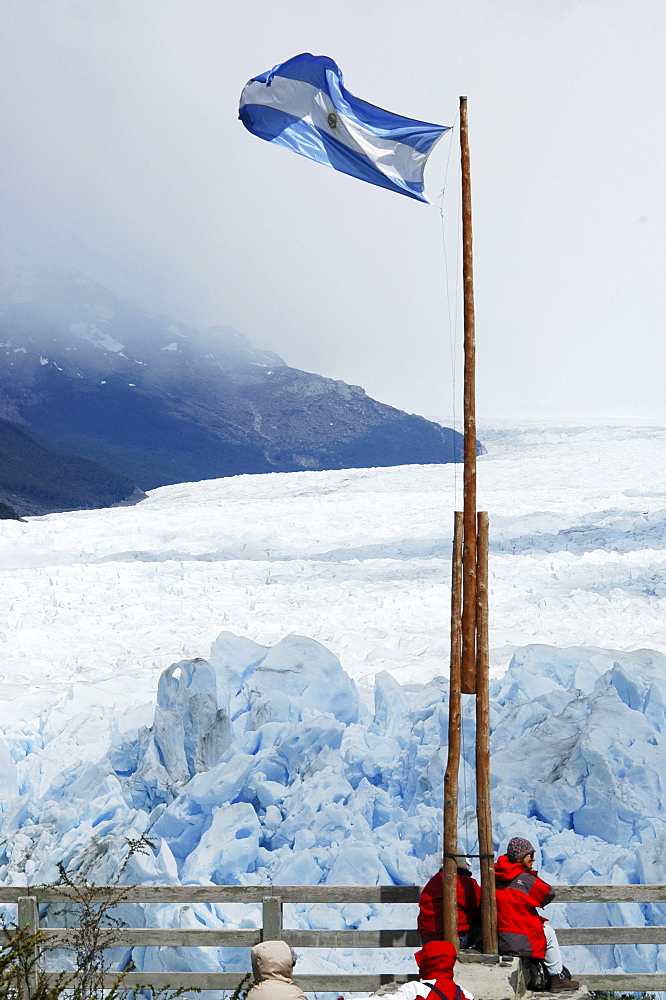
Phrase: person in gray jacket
[{"left": 246, "top": 940, "right": 308, "bottom": 1000}]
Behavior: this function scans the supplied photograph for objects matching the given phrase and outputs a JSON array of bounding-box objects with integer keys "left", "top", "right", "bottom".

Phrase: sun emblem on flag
[{"left": 327, "top": 110, "right": 340, "bottom": 132}]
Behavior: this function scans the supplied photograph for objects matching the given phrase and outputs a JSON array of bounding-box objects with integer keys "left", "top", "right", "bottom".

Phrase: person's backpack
[{"left": 525, "top": 958, "right": 550, "bottom": 991}]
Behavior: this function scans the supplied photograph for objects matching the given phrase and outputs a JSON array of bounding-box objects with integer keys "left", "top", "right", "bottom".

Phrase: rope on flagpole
[{"left": 436, "top": 110, "right": 461, "bottom": 510}]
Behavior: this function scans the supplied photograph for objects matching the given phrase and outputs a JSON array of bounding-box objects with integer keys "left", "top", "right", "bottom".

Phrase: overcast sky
[{"left": 1, "top": 0, "right": 664, "bottom": 423}]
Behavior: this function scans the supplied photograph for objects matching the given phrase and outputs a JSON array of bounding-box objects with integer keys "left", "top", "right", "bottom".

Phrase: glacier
[
  {"left": 0, "top": 422, "right": 665, "bottom": 982},
  {"left": 3, "top": 633, "right": 666, "bottom": 979}
]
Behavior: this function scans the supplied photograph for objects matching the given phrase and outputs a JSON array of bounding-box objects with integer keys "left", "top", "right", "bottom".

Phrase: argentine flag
[{"left": 239, "top": 53, "right": 449, "bottom": 203}]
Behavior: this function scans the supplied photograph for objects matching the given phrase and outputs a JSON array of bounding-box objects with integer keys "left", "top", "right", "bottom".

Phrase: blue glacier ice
[{"left": 2, "top": 633, "right": 666, "bottom": 979}]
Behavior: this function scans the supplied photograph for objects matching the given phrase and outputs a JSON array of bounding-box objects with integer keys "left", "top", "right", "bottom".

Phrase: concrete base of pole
[
  {"left": 455, "top": 953, "right": 520, "bottom": 999},
  {"left": 454, "top": 954, "right": 591, "bottom": 1000}
]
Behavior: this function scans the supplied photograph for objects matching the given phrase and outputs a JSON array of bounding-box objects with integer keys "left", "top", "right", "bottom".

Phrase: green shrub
[{"left": 7, "top": 837, "right": 196, "bottom": 1000}]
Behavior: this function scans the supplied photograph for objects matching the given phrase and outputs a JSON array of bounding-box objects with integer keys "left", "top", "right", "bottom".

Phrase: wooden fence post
[
  {"left": 17, "top": 895, "right": 39, "bottom": 1000},
  {"left": 262, "top": 895, "right": 283, "bottom": 941}
]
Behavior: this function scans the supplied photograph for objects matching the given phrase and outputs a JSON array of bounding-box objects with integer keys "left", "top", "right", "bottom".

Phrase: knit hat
[
  {"left": 455, "top": 853, "right": 471, "bottom": 872},
  {"left": 506, "top": 837, "right": 535, "bottom": 861}
]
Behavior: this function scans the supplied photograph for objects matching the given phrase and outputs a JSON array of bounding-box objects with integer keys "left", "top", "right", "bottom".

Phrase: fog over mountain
[{"left": 0, "top": 263, "right": 465, "bottom": 507}]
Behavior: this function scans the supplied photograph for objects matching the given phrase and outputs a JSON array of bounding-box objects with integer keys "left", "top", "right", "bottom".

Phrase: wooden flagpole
[
  {"left": 442, "top": 96, "right": 497, "bottom": 955},
  {"left": 459, "top": 95, "right": 477, "bottom": 697}
]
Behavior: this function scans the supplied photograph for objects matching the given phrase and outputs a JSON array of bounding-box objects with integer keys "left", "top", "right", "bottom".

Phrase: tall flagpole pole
[
  {"left": 442, "top": 96, "right": 497, "bottom": 954},
  {"left": 442, "top": 94, "right": 477, "bottom": 949},
  {"left": 459, "top": 96, "right": 477, "bottom": 697}
]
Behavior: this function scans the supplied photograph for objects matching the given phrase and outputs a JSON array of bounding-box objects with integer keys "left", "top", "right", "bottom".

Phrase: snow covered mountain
[
  {"left": 0, "top": 262, "right": 464, "bottom": 495},
  {"left": 1, "top": 423, "right": 665, "bottom": 979}
]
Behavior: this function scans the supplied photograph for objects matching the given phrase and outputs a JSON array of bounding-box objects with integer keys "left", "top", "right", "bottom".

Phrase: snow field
[{"left": 0, "top": 424, "right": 664, "bottom": 731}]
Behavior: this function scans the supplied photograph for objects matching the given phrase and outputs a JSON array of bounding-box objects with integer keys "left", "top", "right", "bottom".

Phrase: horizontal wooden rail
[
  {"left": 40, "top": 926, "right": 666, "bottom": 949},
  {"left": 555, "top": 884, "right": 666, "bottom": 903},
  {"left": 41, "top": 927, "right": 424, "bottom": 949},
  {"left": 557, "top": 926, "right": 666, "bottom": 945},
  {"left": 0, "top": 884, "right": 421, "bottom": 904},
  {"left": 40, "top": 972, "right": 666, "bottom": 993},
  {"left": 40, "top": 927, "right": 265, "bottom": 947},
  {"left": 584, "top": 975, "right": 666, "bottom": 991},
  {"left": 4, "top": 883, "right": 666, "bottom": 904},
  {"left": 42, "top": 972, "right": 416, "bottom": 991}
]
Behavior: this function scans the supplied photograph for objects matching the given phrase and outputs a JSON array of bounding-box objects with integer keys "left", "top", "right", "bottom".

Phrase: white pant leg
[{"left": 543, "top": 922, "right": 563, "bottom": 975}]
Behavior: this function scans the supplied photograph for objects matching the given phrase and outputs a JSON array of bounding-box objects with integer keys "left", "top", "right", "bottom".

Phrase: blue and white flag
[{"left": 239, "top": 53, "right": 449, "bottom": 203}]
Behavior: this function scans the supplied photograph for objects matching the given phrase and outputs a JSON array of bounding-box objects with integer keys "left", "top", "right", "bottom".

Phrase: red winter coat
[
  {"left": 414, "top": 940, "right": 462, "bottom": 1000},
  {"left": 494, "top": 854, "right": 555, "bottom": 959},
  {"left": 418, "top": 869, "right": 481, "bottom": 942}
]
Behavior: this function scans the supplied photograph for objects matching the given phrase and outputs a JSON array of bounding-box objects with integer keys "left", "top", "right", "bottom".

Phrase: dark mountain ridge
[
  {"left": 0, "top": 264, "right": 466, "bottom": 496},
  {"left": 0, "top": 417, "right": 141, "bottom": 516}
]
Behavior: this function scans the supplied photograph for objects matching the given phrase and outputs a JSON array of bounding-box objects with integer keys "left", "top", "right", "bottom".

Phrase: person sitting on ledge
[
  {"left": 369, "top": 940, "right": 473, "bottom": 1000},
  {"left": 246, "top": 940, "right": 307, "bottom": 1000},
  {"left": 418, "top": 852, "right": 481, "bottom": 948},
  {"left": 495, "top": 837, "right": 579, "bottom": 992}
]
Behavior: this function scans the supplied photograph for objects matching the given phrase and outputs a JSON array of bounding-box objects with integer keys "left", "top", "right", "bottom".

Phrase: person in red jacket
[
  {"left": 418, "top": 854, "right": 481, "bottom": 948},
  {"left": 368, "top": 940, "right": 473, "bottom": 1000},
  {"left": 495, "top": 837, "right": 578, "bottom": 992}
]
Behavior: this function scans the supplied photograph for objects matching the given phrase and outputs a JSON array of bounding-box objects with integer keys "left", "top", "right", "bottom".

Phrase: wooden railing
[{"left": 4, "top": 884, "right": 666, "bottom": 993}]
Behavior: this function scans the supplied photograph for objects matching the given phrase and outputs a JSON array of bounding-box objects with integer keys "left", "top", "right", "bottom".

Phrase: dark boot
[{"left": 549, "top": 970, "right": 580, "bottom": 992}]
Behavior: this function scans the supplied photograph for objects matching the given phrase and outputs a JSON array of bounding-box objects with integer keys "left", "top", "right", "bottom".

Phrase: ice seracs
[{"left": 2, "top": 634, "right": 666, "bottom": 978}]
